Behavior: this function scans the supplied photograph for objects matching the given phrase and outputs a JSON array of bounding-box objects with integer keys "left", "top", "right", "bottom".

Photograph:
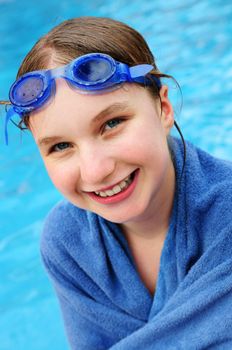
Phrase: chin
[{"left": 97, "top": 202, "right": 147, "bottom": 224}]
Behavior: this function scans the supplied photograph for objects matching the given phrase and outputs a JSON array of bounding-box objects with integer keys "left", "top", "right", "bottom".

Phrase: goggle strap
[
  {"left": 129, "top": 64, "right": 153, "bottom": 78},
  {"left": 5, "top": 107, "right": 18, "bottom": 145}
]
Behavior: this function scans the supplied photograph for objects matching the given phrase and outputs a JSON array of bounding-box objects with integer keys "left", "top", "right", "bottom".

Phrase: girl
[{"left": 3, "top": 17, "right": 232, "bottom": 350}]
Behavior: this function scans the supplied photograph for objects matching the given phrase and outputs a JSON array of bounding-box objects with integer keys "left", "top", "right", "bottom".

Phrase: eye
[
  {"left": 49, "top": 142, "right": 71, "bottom": 153},
  {"left": 103, "top": 118, "right": 124, "bottom": 132}
]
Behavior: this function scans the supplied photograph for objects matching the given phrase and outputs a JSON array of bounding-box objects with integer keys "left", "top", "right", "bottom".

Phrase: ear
[{"left": 159, "top": 85, "right": 174, "bottom": 135}]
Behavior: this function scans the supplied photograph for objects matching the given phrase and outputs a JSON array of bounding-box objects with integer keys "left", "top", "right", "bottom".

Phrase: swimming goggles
[{"left": 5, "top": 52, "right": 161, "bottom": 144}]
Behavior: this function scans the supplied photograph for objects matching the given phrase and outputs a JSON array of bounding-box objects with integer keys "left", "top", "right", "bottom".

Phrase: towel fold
[{"left": 41, "top": 137, "right": 232, "bottom": 349}]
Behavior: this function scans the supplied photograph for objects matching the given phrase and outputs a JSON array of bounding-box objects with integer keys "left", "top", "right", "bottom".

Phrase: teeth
[
  {"left": 99, "top": 191, "right": 107, "bottom": 197},
  {"left": 120, "top": 181, "right": 127, "bottom": 189},
  {"left": 94, "top": 173, "right": 133, "bottom": 197},
  {"left": 112, "top": 185, "right": 122, "bottom": 194},
  {"left": 105, "top": 189, "right": 115, "bottom": 196}
]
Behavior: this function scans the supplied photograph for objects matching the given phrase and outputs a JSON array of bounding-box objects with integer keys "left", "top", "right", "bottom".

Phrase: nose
[{"left": 79, "top": 142, "right": 115, "bottom": 189}]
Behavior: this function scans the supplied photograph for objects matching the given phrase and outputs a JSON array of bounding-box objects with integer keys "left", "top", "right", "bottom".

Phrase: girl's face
[{"left": 30, "top": 79, "right": 174, "bottom": 224}]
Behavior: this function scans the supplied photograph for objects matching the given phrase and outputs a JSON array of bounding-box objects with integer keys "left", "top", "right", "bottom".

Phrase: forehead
[{"left": 29, "top": 79, "right": 154, "bottom": 139}]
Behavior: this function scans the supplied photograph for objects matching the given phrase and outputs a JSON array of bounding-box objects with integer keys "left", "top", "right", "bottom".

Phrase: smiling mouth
[{"left": 93, "top": 171, "right": 136, "bottom": 198}]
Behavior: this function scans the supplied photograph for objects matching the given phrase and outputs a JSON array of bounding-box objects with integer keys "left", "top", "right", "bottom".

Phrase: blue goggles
[{"left": 5, "top": 53, "right": 161, "bottom": 144}]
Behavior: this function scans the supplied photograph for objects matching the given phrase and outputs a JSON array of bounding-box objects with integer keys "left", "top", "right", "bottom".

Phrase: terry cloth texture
[{"left": 40, "top": 137, "right": 232, "bottom": 350}]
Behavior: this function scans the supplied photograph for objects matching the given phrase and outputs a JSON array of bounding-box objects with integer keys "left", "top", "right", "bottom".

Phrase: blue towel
[{"left": 40, "top": 137, "right": 232, "bottom": 349}]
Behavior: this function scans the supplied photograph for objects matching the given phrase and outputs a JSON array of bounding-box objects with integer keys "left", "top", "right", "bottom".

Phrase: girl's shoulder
[
  {"left": 40, "top": 200, "right": 95, "bottom": 258},
  {"left": 185, "top": 138, "right": 232, "bottom": 199},
  {"left": 171, "top": 136, "right": 232, "bottom": 194},
  {"left": 43, "top": 199, "right": 88, "bottom": 234},
  {"left": 172, "top": 137, "right": 232, "bottom": 241}
]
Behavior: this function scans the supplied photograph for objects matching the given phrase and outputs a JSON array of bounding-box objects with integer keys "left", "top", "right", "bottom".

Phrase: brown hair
[
  {"left": 2, "top": 16, "right": 174, "bottom": 129},
  {"left": 2, "top": 17, "right": 186, "bottom": 172}
]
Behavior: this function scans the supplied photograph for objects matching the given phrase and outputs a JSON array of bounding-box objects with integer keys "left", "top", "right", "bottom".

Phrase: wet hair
[
  {"left": 10, "top": 17, "right": 175, "bottom": 124},
  {"left": 1, "top": 16, "right": 186, "bottom": 169}
]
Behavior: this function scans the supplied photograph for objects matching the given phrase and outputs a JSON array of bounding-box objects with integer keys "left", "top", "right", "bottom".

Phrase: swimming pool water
[{"left": 0, "top": 1, "right": 232, "bottom": 349}]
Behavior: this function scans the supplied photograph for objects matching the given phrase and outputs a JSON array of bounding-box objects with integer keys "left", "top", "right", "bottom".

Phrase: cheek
[
  {"left": 44, "top": 161, "right": 78, "bottom": 195},
  {"left": 120, "top": 121, "right": 168, "bottom": 165}
]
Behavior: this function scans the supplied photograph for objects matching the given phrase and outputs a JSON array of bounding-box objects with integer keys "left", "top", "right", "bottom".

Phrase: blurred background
[{"left": 0, "top": 0, "right": 232, "bottom": 349}]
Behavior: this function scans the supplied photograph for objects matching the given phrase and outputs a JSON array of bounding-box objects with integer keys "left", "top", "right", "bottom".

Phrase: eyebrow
[
  {"left": 90, "top": 101, "right": 129, "bottom": 126},
  {"left": 37, "top": 101, "right": 130, "bottom": 148}
]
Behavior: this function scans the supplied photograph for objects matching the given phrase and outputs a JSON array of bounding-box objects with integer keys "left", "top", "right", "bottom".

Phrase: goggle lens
[
  {"left": 74, "top": 57, "right": 113, "bottom": 84},
  {"left": 11, "top": 75, "right": 44, "bottom": 106}
]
